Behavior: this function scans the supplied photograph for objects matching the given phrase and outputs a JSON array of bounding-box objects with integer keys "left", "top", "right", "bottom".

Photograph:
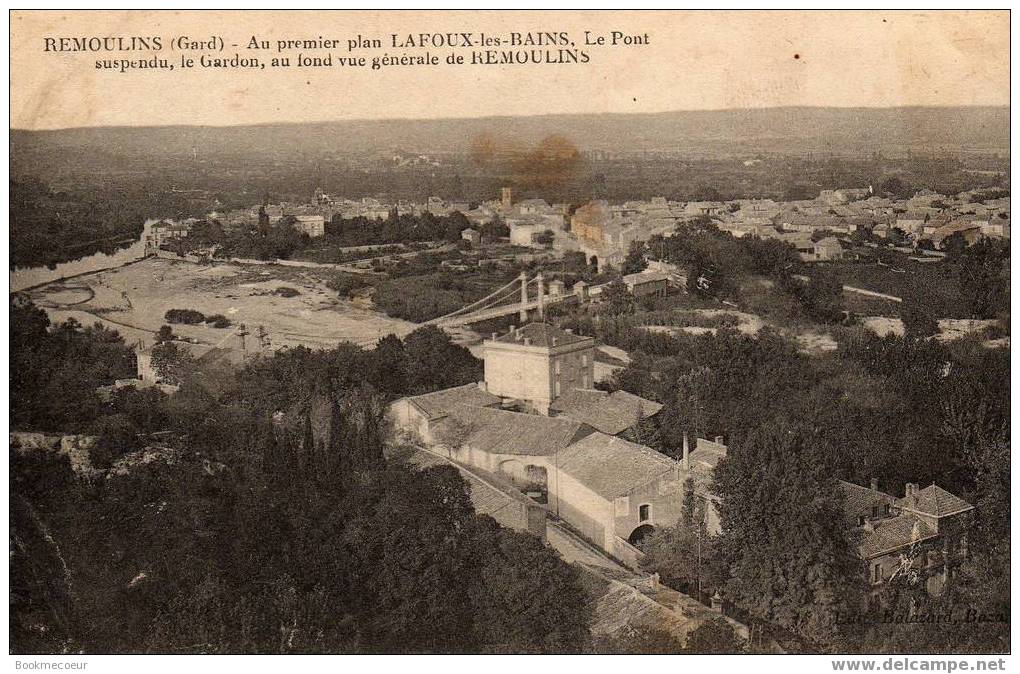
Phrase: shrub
[
  {"left": 164, "top": 308, "right": 205, "bottom": 325},
  {"left": 203, "top": 314, "right": 232, "bottom": 328},
  {"left": 327, "top": 274, "right": 369, "bottom": 299}
]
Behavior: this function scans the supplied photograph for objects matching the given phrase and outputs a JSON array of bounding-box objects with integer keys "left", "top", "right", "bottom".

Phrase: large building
[
  {"left": 389, "top": 322, "right": 713, "bottom": 566},
  {"left": 482, "top": 323, "right": 595, "bottom": 414},
  {"left": 838, "top": 480, "right": 975, "bottom": 592}
]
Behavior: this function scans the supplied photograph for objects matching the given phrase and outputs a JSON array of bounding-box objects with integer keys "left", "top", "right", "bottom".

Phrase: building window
[
  {"left": 872, "top": 563, "right": 883, "bottom": 584},
  {"left": 555, "top": 381, "right": 561, "bottom": 397},
  {"left": 582, "top": 354, "right": 588, "bottom": 367},
  {"left": 639, "top": 504, "right": 650, "bottom": 522},
  {"left": 555, "top": 359, "right": 561, "bottom": 375},
  {"left": 858, "top": 515, "right": 866, "bottom": 526},
  {"left": 871, "top": 505, "right": 879, "bottom": 518}
]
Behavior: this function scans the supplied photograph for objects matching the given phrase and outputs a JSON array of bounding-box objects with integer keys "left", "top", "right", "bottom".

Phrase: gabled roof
[
  {"left": 859, "top": 514, "right": 937, "bottom": 559},
  {"left": 690, "top": 438, "right": 727, "bottom": 470},
  {"left": 558, "top": 432, "right": 677, "bottom": 500},
  {"left": 814, "top": 236, "right": 844, "bottom": 249},
  {"left": 622, "top": 271, "right": 670, "bottom": 286},
  {"left": 837, "top": 480, "right": 897, "bottom": 518},
  {"left": 552, "top": 389, "right": 664, "bottom": 436},
  {"left": 447, "top": 405, "right": 594, "bottom": 456},
  {"left": 896, "top": 484, "right": 974, "bottom": 518},
  {"left": 490, "top": 323, "right": 591, "bottom": 348},
  {"left": 549, "top": 388, "right": 608, "bottom": 413},
  {"left": 404, "top": 383, "right": 501, "bottom": 419}
]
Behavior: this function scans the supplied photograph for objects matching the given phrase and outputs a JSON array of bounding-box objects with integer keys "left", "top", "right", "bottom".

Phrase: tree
[
  {"left": 533, "top": 229, "right": 555, "bottom": 247},
  {"left": 901, "top": 298, "right": 940, "bottom": 340},
  {"left": 468, "top": 517, "right": 591, "bottom": 653},
  {"left": 714, "top": 420, "right": 866, "bottom": 646},
  {"left": 370, "top": 334, "right": 408, "bottom": 397},
  {"left": 90, "top": 413, "right": 140, "bottom": 468},
  {"left": 956, "top": 239, "right": 1009, "bottom": 319},
  {"left": 781, "top": 270, "right": 844, "bottom": 324},
  {"left": 879, "top": 176, "right": 914, "bottom": 199},
  {"left": 401, "top": 325, "right": 482, "bottom": 394},
  {"left": 599, "top": 279, "right": 634, "bottom": 316},
  {"left": 683, "top": 618, "right": 745, "bottom": 654},
  {"left": 622, "top": 240, "right": 648, "bottom": 275},
  {"left": 639, "top": 497, "right": 724, "bottom": 599},
  {"left": 150, "top": 342, "right": 196, "bottom": 385},
  {"left": 480, "top": 215, "right": 510, "bottom": 239}
]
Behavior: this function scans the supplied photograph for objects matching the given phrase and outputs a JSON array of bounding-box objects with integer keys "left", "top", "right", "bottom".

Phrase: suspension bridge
[{"left": 424, "top": 272, "right": 604, "bottom": 328}]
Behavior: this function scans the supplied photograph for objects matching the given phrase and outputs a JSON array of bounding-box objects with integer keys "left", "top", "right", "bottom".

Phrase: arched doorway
[
  {"left": 498, "top": 459, "right": 526, "bottom": 483},
  {"left": 628, "top": 524, "right": 656, "bottom": 546}
]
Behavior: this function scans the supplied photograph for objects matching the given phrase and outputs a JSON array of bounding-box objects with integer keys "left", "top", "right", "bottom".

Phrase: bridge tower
[
  {"left": 536, "top": 272, "right": 545, "bottom": 320},
  {"left": 519, "top": 271, "right": 529, "bottom": 322}
]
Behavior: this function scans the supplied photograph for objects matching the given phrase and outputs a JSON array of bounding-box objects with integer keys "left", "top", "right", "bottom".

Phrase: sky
[{"left": 9, "top": 10, "right": 1011, "bottom": 130}]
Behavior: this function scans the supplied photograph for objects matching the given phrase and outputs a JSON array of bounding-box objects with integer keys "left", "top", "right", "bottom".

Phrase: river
[{"left": 10, "top": 219, "right": 157, "bottom": 293}]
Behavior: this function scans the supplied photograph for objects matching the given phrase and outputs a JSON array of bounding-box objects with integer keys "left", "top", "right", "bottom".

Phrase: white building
[{"left": 293, "top": 214, "right": 325, "bottom": 237}]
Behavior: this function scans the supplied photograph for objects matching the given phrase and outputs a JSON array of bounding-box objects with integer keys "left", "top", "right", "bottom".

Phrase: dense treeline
[
  {"left": 11, "top": 303, "right": 136, "bottom": 432},
  {"left": 10, "top": 305, "right": 592, "bottom": 654},
  {"left": 645, "top": 219, "right": 1009, "bottom": 323},
  {"left": 11, "top": 439, "right": 591, "bottom": 653},
  {"left": 324, "top": 210, "right": 478, "bottom": 248},
  {"left": 10, "top": 177, "right": 151, "bottom": 270}
]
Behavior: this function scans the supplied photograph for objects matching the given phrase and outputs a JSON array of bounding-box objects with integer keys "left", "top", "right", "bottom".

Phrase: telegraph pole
[{"left": 237, "top": 323, "right": 249, "bottom": 353}]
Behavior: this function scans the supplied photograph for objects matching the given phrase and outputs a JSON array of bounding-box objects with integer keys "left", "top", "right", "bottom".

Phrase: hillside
[{"left": 11, "top": 106, "right": 1010, "bottom": 161}]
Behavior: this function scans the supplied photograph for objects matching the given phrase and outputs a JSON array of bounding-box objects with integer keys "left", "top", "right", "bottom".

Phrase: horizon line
[{"left": 10, "top": 103, "right": 1010, "bottom": 134}]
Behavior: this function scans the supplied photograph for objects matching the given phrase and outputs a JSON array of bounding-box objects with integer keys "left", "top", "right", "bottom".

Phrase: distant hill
[{"left": 10, "top": 106, "right": 1009, "bottom": 160}]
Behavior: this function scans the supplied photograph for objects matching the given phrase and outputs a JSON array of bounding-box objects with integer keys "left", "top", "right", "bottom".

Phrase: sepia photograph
[{"left": 7, "top": 8, "right": 1012, "bottom": 664}]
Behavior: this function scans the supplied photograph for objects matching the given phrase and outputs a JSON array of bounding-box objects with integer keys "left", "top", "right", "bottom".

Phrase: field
[
  {"left": 28, "top": 257, "right": 417, "bottom": 353},
  {"left": 822, "top": 257, "right": 965, "bottom": 318}
]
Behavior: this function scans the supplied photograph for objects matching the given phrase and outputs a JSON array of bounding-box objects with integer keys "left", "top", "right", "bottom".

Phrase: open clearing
[{"left": 29, "top": 257, "right": 416, "bottom": 351}]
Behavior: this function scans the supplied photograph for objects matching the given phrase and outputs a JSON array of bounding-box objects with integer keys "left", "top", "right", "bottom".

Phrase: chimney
[
  {"left": 681, "top": 433, "right": 691, "bottom": 470},
  {"left": 477, "top": 381, "right": 488, "bottom": 392},
  {"left": 870, "top": 477, "right": 879, "bottom": 492},
  {"left": 905, "top": 483, "right": 918, "bottom": 497},
  {"left": 714, "top": 435, "right": 724, "bottom": 445},
  {"left": 491, "top": 332, "right": 498, "bottom": 340},
  {"left": 523, "top": 337, "right": 531, "bottom": 346}
]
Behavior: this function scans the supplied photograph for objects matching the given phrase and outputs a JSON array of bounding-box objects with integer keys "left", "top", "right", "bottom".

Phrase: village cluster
[{"left": 146, "top": 184, "right": 1010, "bottom": 273}]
